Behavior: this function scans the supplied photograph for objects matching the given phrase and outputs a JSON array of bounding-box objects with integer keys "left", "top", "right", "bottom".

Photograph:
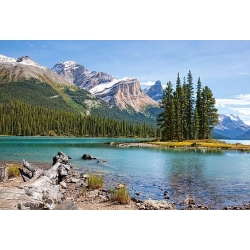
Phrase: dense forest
[
  {"left": 157, "top": 71, "right": 219, "bottom": 141},
  {"left": 0, "top": 78, "right": 160, "bottom": 137},
  {"left": 0, "top": 101, "right": 158, "bottom": 137}
]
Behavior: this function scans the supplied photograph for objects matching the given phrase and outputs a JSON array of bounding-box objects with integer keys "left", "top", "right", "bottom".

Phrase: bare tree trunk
[
  {"left": 0, "top": 165, "right": 7, "bottom": 182},
  {"left": 0, "top": 151, "right": 77, "bottom": 210}
]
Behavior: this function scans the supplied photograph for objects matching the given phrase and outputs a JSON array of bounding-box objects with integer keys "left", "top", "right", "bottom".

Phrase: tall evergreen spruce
[
  {"left": 174, "top": 73, "right": 183, "bottom": 141},
  {"left": 157, "top": 81, "right": 175, "bottom": 140},
  {"left": 193, "top": 108, "right": 200, "bottom": 140},
  {"left": 182, "top": 81, "right": 189, "bottom": 140},
  {"left": 157, "top": 71, "right": 219, "bottom": 141},
  {"left": 196, "top": 77, "right": 203, "bottom": 139},
  {"left": 186, "top": 70, "right": 194, "bottom": 139},
  {"left": 201, "top": 86, "right": 219, "bottom": 139}
]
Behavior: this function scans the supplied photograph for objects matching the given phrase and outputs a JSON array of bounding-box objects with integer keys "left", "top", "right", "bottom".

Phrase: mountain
[
  {"left": 235, "top": 130, "right": 250, "bottom": 140},
  {"left": 212, "top": 114, "right": 250, "bottom": 139},
  {"left": 52, "top": 61, "right": 115, "bottom": 91},
  {"left": 0, "top": 55, "right": 72, "bottom": 86},
  {"left": 0, "top": 54, "right": 158, "bottom": 125},
  {"left": 52, "top": 61, "right": 159, "bottom": 117},
  {"left": 89, "top": 77, "right": 158, "bottom": 114},
  {"left": 144, "top": 80, "right": 163, "bottom": 102}
]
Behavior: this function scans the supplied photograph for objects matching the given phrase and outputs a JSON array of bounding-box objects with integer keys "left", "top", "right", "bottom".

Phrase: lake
[{"left": 1, "top": 136, "right": 250, "bottom": 209}]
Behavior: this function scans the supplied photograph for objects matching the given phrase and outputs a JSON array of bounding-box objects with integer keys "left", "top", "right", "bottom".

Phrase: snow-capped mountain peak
[
  {"left": 0, "top": 54, "right": 16, "bottom": 63},
  {"left": 0, "top": 54, "right": 44, "bottom": 68},
  {"left": 218, "top": 114, "right": 245, "bottom": 127},
  {"left": 52, "top": 61, "right": 115, "bottom": 90},
  {"left": 58, "top": 61, "right": 79, "bottom": 69},
  {"left": 213, "top": 113, "right": 250, "bottom": 139},
  {"left": 16, "top": 56, "right": 43, "bottom": 68}
]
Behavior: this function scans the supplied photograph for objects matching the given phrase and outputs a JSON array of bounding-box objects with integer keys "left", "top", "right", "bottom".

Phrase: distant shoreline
[{"left": 107, "top": 139, "right": 250, "bottom": 152}]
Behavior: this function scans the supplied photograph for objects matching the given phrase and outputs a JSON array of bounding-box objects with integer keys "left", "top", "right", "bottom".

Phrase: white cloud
[
  {"left": 229, "top": 109, "right": 250, "bottom": 125},
  {"left": 235, "top": 94, "right": 250, "bottom": 100},
  {"left": 140, "top": 81, "right": 155, "bottom": 86},
  {"left": 230, "top": 108, "right": 250, "bottom": 116},
  {"left": 216, "top": 94, "right": 250, "bottom": 106},
  {"left": 216, "top": 94, "right": 250, "bottom": 125}
]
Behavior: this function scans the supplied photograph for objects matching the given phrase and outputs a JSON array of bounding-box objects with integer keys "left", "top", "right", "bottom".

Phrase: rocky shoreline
[{"left": 1, "top": 160, "right": 250, "bottom": 210}]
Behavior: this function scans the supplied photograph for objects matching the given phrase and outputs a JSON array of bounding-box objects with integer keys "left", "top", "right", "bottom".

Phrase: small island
[
  {"left": 147, "top": 139, "right": 250, "bottom": 151},
  {"left": 108, "top": 139, "right": 250, "bottom": 151}
]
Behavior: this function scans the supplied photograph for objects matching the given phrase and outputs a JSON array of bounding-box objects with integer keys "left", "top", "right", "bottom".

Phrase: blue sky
[{"left": 1, "top": 40, "right": 250, "bottom": 124}]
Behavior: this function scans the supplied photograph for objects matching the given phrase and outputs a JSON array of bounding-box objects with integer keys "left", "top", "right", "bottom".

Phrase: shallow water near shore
[{"left": 1, "top": 136, "right": 250, "bottom": 209}]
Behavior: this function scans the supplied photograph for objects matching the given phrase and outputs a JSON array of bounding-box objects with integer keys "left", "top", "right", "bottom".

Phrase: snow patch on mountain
[
  {"left": 90, "top": 77, "right": 133, "bottom": 95},
  {"left": 90, "top": 78, "right": 119, "bottom": 95}
]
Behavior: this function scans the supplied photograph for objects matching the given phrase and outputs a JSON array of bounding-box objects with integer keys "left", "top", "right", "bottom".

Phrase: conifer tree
[
  {"left": 157, "top": 71, "right": 219, "bottom": 141},
  {"left": 193, "top": 109, "right": 200, "bottom": 140},
  {"left": 201, "top": 86, "right": 219, "bottom": 139},
  {"left": 174, "top": 73, "right": 183, "bottom": 141},
  {"left": 186, "top": 70, "right": 194, "bottom": 139},
  {"left": 196, "top": 77, "right": 203, "bottom": 139},
  {"left": 182, "top": 81, "right": 189, "bottom": 140},
  {"left": 157, "top": 81, "right": 174, "bottom": 140}
]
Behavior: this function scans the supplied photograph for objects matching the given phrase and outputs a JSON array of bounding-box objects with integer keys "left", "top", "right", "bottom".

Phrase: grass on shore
[
  {"left": 7, "top": 164, "right": 22, "bottom": 178},
  {"left": 88, "top": 174, "right": 104, "bottom": 190},
  {"left": 111, "top": 186, "right": 131, "bottom": 205},
  {"left": 148, "top": 139, "right": 250, "bottom": 150}
]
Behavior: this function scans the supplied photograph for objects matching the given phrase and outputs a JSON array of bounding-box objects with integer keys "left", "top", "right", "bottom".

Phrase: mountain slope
[
  {"left": 212, "top": 114, "right": 250, "bottom": 139},
  {"left": 0, "top": 55, "right": 72, "bottom": 86},
  {"left": 234, "top": 130, "right": 250, "bottom": 140}
]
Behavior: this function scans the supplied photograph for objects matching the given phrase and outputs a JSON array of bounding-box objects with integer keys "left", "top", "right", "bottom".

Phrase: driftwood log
[{"left": 0, "top": 151, "right": 77, "bottom": 210}]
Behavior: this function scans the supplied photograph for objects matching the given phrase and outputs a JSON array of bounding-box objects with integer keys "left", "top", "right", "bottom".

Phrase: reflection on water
[{"left": 1, "top": 136, "right": 250, "bottom": 209}]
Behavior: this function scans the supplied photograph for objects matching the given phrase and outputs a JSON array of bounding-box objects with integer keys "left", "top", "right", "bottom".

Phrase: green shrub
[
  {"left": 7, "top": 165, "right": 22, "bottom": 178},
  {"left": 111, "top": 187, "right": 131, "bottom": 204},
  {"left": 88, "top": 174, "right": 103, "bottom": 190}
]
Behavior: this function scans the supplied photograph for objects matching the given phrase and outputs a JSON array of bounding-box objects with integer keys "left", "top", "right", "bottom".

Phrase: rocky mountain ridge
[{"left": 52, "top": 61, "right": 115, "bottom": 91}]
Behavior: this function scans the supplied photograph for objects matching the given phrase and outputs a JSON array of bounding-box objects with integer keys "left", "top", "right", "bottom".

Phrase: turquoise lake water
[{"left": 1, "top": 136, "right": 250, "bottom": 209}]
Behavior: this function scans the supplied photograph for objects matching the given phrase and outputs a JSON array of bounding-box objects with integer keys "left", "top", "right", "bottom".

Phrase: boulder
[
  {"left": 115, "top": 184, "right": 125, "bottom": 189},
  {"left": 137, "top": 199, "right": 175, "bottom": 210},
  {"left": 82, "top": 154, "right": 97, "bottom": 160},
  {"left": 183, "top": 198, "right": 196, "bottom": 205}
]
